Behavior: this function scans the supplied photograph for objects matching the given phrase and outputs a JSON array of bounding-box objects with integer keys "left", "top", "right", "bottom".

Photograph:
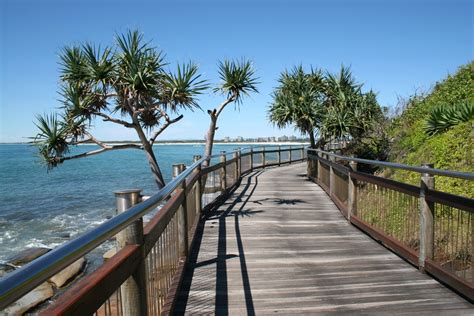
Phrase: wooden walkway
[{"left": 175, "top": 163, "right": 473, "bottom": 314}]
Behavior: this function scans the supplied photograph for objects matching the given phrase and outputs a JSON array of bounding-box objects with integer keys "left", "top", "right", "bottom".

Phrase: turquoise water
[{"left": 0, "top": 143, "right": 255, "bottom": 262}]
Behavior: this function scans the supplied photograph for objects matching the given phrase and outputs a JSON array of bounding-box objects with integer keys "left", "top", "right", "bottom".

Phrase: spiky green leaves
[
  {"left": 269, "top": 65, "right": 383, "bottom": 145},
  {"left": 269, "top": 65, "right": 324, "bottom": 135},
  {"left": 425, "top": 102, "right": 474, "bottom": 136},
  {"left": 32, "top": 114, "right": 70, "bottom": 169},
  {"left": 215, "top": 59, "right": 259, "bottom": 104}
]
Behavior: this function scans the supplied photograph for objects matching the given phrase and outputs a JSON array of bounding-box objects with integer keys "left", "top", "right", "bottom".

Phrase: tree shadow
[
  {"left": 252, "top": 198, "right": 308, "bottom": 205},
  {"left": 175, "top": 169, "right": 263, "bottom": 315}
]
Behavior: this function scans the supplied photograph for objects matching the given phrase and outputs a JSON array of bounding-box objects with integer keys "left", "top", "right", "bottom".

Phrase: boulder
[
  {"left": 48, "top": 257, "right": 86, "bottom": 288},
  {"left": 103, "top": 248, "right": 117, "bottom": 261},
  {"left": 6, "top": 247, "right": 51, "bottom": 267},
  {"left": 0, "top": 282, "right": 53, "bottom": 316},
  {"left": 0, "top": 264, "right": 15, "bottom": 278}
]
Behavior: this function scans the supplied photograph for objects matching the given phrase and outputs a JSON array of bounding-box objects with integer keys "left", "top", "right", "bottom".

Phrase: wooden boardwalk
[{"left": 175, "top": 163, "right": 473, "bottom": 314}]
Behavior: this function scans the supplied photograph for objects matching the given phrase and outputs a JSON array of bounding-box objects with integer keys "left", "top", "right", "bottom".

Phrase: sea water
[{"left": 0, "top": 143, "right": 251, "bottom": 262}]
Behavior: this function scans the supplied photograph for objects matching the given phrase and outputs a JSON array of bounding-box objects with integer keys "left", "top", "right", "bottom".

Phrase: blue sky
[{"left": 1, "top": 0, "right": 472, "bottom": 142}]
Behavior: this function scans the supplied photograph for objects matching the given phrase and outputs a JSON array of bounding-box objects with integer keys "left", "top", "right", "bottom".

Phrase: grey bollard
[
  {"left": 114, "top": 189, "right": 148, "bottom": 316},
  {"left": 172, "top": 163, "right": 186, "bottom": 179}
]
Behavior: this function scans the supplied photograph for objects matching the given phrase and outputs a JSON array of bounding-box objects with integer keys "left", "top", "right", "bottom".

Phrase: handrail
[
  {"left": 307, "top": 148, "right": 474, "bottom": 181},
  {"left": 0, "top": 144, "right": 306, "bottom": 309}
]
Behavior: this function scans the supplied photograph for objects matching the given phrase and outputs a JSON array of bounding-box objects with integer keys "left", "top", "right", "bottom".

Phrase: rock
[
  {"left": 0, "top": 263, "right": 15, "bottom": 278},
  {"left": 48, "top": 257, "right": 86, "bottom": 288},
  {"left": 103, "top": 248, "right": 117, "bottom": 261},
  {"left": 0, "top": 282, "right": 53, "bottom": 316},
  {"left": 6, "top": 247, "right": 51, "bottom": 267},
  {"left": 59, "top": 233, "right": 70, "bottom": 238}
]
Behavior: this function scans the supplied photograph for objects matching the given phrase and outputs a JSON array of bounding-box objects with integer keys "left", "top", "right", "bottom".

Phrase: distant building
[
  {"left": 235, "top": 136, "right": 244, "bottom": 142},
  {"left": 223, "top": 136, "right": 230, "bottom": 142},
  {"left": 289, "top": 135, "right": 297, "bottom": 141},
  {"left": 278, "top": 135, "right": 289, "bottom": 141}
]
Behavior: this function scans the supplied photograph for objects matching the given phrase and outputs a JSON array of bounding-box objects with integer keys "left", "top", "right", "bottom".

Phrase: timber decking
[{"left": 175, "top": 163, "right": 473, "bottom": 314}]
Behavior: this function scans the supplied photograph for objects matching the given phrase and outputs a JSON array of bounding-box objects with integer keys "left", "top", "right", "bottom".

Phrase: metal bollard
[
  {"left": 172, "top": 163, "right": 186, "bottom": 179},
  {"left": 114, "top": 189, "right": 148, "bottom": 316}
]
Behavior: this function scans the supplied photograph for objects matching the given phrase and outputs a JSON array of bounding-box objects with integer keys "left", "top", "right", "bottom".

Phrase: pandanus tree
[
  {"left": 269, "top": 65, "right": 382, "bottom": 149},
  {"left": 268, "top": 66, "right": 325, "bottom": 148},
  {"left": 321, "top": 67, "right": 381, "bottom": 145},
  {"left": 32, "top": 30, "right": 207, "bottom": 189},
  {"left": 203, "top": 59, "right": 259, "bottom": 164}
]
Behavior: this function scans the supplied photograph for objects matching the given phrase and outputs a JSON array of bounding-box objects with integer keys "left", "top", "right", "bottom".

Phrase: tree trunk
[
  {"left": 133, "top": 124, "right": 166, "bottom": 189},
  {"left": 309, "top": 130, "right": 316, "bottom": 148},
  {"left": 203, "top": 115, "right": 217, "bottom": 167}
]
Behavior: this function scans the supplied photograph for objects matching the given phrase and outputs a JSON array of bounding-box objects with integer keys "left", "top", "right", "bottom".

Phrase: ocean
[{"left": 0, "top": 143, "right": 272, "bottom": 263}]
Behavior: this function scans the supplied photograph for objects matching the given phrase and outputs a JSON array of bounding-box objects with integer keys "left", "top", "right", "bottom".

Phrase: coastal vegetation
[
  {"left": 268, "top": 65, "right": 384, "bottom": 151},
  {"left": 203, "top": 59, "right": 259, "bottom": 165},
  {"left": 388, "top": 62, "right": 473, "bottom": 197},
  {"left": 33, "top": 30, "right": 208, "bottom": 188}
]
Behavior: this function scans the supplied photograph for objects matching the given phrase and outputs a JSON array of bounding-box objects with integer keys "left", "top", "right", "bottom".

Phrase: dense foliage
[
  {"left": 268, "top": 65, "right": 384, "bottom": 149},
  {"left": 388, "top": 62, "right": 473, "bottom": 197}
]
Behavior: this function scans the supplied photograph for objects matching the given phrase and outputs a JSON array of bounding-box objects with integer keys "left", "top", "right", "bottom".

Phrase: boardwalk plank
[{"left": 175, "top": 163, "right": 473, "bottom": 314}]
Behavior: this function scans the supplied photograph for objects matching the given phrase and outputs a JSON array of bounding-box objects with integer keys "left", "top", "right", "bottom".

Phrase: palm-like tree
[
  {"left": 322, "top": 66, "right": 381, "bottom": 144},
  {"left": 268, "top": 66, "right": 325, "bottom": 148},
  {"left": 269, "top": 65, "right": 383, "bottom": 149},
  {"left": 32, "top": 30, "right": 208, "bottom": 188},
  {"left": 203, "top": 59, "right": 259, "bottom": 163}
]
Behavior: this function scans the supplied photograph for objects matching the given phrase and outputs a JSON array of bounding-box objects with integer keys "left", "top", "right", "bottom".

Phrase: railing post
[
  {"left": 195, "top": 163, "right": 202, "bottom": 215},
  {"left": 329, "top": 155, "right": 335, "bottom": 197},
  {"left": 419, "top": 163, "right": 435, "bottom": 272},
  {"left": 317, "top": 151, "right": 322, "bottom": 183},
  {"left": 177, "top": 180, "right": 189, "bottom": 258},
  {"left": 193, "top": 155, "right": 202, "bottom": 163},
  {"left": 220, "top": 152, "right": 227, "bottom": 190},
  {"left": 289, "top": 145, "right": 292, "bottom": 163},
  {"left": 277, "top": 145, "right": 281, "bottom": 166},
  {"left": 233, "top": 151, "right": 239, "bottom": 183},
  {"left": 262, "top": 146, "right": 266, "bottom": 168},
  {"left": 250, "top": 147, "right": 254, "bottom": 171},
  {"left": 300, "top": 146, "right": 304, "bottom": 160},
  {"left": 238, "top": 148, "right": 242, "bottom": 178},
  {"left": 348, "top": 160, "right": 358, "bottom": 220},
  {"left": 172, "top": 163, "right": 186, "bottom": 179},
  {"left": 114, "top": 189, "right": 148, "bottom": 316}
]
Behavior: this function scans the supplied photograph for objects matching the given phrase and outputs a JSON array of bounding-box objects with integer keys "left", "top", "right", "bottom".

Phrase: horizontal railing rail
[
  {"left": 307, "top": 147, "right": 474, "bottom": 302},
  {"left": 0, "top": 144, "right": 306, "bottom": 314}
]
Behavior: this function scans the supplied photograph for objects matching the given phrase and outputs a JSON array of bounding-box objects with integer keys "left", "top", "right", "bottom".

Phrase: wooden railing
[
  {"left": 307, "top": 149, "right": 474, "bottom": 302},
  {"left": 0, "top": 145, "right": 306, "bottom": 315}
]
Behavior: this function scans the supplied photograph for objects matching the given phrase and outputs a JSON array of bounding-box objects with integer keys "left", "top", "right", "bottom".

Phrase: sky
[{"left": 0, "top": 0, "right": 472, "bottom": 142}]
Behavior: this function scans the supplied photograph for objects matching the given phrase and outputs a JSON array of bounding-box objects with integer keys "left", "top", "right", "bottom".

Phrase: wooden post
[
  {"left": 277, "top": 145, "right": 281, "bottom": 166},
  {"left": 220, "top": 152, "right": 227, "bottom": 190},
  {"left": 177, "top": 181, "right": 189, "bottom": 258},
  {"left": 300, "top": 146, "right": 304, "bottom": 160},
  {"left": 195, "top": 164, "right": 202, "bottom": 215},
  {"left": 114, "top": 189, "right": 148, "bottom": 316},
  {"left": 233, "top": 151, "right": 239, "bottom": 183},
  {"left": 329, "top": 155, "right": 335, "bottom": 197},
  {"left": 238, "top": 148, "right": 242, "bottom": 178},
  {"left": 250, "top": 147, "right": 254, "bottom": 171},
  {"left": 348, "top": 160, "right": 358, "bottom": 219},
  {"left": 419, "top": 163, "right": 435, "bottom": 272},
  {"left": 289, "top": 145, "right": 292, "bottom": 163},
  {"left": 262, "top": 146, "right": 266, "bottom": 168},
  {"left": 193, "top": 155, "right": 202, "bottom": 163},
  {"left": 317, "top": 152, "right": 322, "bottom": 184}
]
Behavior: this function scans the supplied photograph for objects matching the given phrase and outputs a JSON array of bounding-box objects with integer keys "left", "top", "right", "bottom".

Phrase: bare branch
[
  {"left": 149, "top": 114, "right": 184, "bottom": 146},
  {"left": 92, "top": 112, "right": 134, "bottom": 128},
  {"left": 59, "top": 143, "right": 142, "bottom": 162},
  {"left": 215, "top": 94, "right": 236, "bottom": 118}
]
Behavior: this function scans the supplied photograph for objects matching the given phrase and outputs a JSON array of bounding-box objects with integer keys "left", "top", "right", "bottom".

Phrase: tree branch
[
  {"left": 92, "top": 112, "right": 134, "bottom": 128},
  {"left": 215, "top": 94, "right": 236, "bottom": 118},
  {"left": 59, "top": 144, "right": 142, "bottom": 162},
  {"left": 149, "top": 114, "right": 184, "bottom": 146}
]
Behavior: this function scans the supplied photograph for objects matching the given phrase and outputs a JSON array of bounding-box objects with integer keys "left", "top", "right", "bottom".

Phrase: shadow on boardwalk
[{"left": 175, "top": 163, "right": 472, "bottom": 315}]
